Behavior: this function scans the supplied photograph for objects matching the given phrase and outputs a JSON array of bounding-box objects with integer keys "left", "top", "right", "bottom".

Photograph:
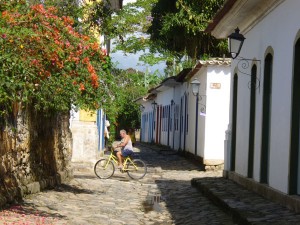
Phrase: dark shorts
[{"left": 121, "top": 149, "right": 133, "bottom": 157}]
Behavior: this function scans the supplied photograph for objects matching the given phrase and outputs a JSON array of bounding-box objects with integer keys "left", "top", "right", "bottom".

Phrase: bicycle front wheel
[
  {"left": 94, "top": 159, "right": 115, "bottom": 179},
  {"left": 127, "top": 159, "right": 147, "bottom": 179}
]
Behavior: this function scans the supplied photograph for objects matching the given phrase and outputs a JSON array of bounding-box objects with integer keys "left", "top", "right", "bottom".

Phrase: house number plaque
[{"left": 210, "top": 83, "right": 221, "bottom": 89}]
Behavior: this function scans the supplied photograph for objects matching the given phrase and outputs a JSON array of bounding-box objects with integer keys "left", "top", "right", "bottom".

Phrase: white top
[{"left": 123, "top": 138, "right": 133, "bottom": 151}]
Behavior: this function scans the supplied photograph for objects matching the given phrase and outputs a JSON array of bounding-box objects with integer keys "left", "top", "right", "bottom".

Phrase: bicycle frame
[
  {"left": 104, "top": 150, "right": 138, "bottom": 171},
  {"left": 94, "top": 150, "right": 147, "bottom": 179},
  {"left": 106, "top": 151, "right": 119, "bottom": 165}
]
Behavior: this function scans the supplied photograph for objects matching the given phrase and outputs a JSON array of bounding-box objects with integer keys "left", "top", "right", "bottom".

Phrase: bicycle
[{"left": 94, "top": 148, "right": 147, "bottom": 180}]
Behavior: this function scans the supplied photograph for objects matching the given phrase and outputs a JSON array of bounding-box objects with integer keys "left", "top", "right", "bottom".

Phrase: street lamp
[
  {"left": 228, "top": 28, "right": 262, "bottom": 89},
  {"left": 139, "top": 105, "right": 145, "bottom": 112},
  {"left": 151, "top": 101, "right": 157, "bottom": 110},
  {"left": 228, "top": 27, "right": 246, "bottom": 59},
  {"left": 191, "top": 78, "right": 200, "bottom": 156},
  {"left": 191, "top": 78, "right": 201, "bottom": 95}
]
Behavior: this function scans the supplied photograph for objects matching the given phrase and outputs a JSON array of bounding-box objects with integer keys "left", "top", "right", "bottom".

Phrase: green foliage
[
  {"left": 148, "top": 0, "right": 227, "bottom": 59},
  {"left": 105, "top": 0, "right": 156, "bottom": 39},
  {"left": 83, "top": 0, "right": 228, "bottom": 77},
  {"left": 106, "top": 67, "right": 162, "bottom": 133},
  {"left": 0, "top": 1, "right": 113, "bottom": 117},
  {"left": 139, "top": 53, "right": 167, "bottom": 66}
]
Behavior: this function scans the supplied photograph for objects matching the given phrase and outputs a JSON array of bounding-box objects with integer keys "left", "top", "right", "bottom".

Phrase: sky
[
  {"left": 110, "top": 49, "right": 166, "bottom": 75},
  {"left": 109, "top": 0, "right": 166, "bottom": 75}
]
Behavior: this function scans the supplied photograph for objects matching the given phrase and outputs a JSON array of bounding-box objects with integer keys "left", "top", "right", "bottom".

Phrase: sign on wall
[{"left": 210, "top": 83, "right": 221, "bottom": 89}]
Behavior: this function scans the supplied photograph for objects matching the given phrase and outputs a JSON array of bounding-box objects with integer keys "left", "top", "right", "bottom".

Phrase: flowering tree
[{"left": 0, "top": 1, "right": 113, "bottom": 117}]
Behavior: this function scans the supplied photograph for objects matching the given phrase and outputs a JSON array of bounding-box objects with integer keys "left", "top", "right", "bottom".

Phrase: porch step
[{"left": 192, "top": 177, "right": 300, "bottom": 225}]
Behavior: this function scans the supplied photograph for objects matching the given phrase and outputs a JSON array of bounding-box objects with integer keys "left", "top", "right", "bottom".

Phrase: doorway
[
  {"left": 231, "top": 74, "right": 238, "bottom": 171},
  {"left": 248, "top": 65, "right": 257, "bottom": 178},
  {"left": 290, "top": 38, "right": 300, "bottom": 194},
  {"left": 260, "top": 54, "right": 273, "bottom": 184}
]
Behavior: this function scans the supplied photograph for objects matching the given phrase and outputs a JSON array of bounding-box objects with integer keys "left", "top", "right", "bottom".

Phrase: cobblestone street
[{"left": 0, "top": 143, "right": 235, "bottom": 225}]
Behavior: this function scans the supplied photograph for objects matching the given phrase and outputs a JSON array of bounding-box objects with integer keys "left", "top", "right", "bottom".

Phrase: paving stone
[{"left": 0, "top": 142, "right": 234, "bottom": 224}]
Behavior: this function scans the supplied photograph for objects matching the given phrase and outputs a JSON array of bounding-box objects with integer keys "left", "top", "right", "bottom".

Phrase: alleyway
[{"left": 0, "top": 143, "right": 234, "bottom": 225}]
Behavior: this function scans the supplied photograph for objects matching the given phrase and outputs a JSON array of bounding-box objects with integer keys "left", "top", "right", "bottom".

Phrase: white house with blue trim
[
  {"left": 207, "top": 0, "right": 300, "bottom": 212},
  {"left": 138, "top": 59, "right": 231, "bottom": 167}
]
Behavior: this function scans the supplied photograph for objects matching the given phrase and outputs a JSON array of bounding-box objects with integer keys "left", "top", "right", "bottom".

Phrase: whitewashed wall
[
  {"left": 156, "top": 88, "right": 174, "bottom": 146},
  {"left": 205, "top": 66, "right": 231, "bottom": 163},
  {"left": 173, "top": 84, "right": 184, "bottom": 150},
  {"left": 187, "top": 71, "right": 207, "bottom": 157},
  {"left": 230, "top": 0, "right": 298, "bottom": 193},
  {"left": 139, "top": 61, "right": 230, "bottom": 166},
  {"left": 69, "top": 110, "right": 99, "bottom": 163},
  {"left": 187, "top": 65, "right": 230, "bottom": 163},
  {"left": 140, "top": 101, "right": 153, "bottom": 143},
  {"left": 178, "top": 82, "right": 189, "bottom": 151}
]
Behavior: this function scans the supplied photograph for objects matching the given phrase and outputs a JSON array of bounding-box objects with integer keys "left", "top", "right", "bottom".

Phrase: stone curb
[
  {"left": 191, "top": 177, "right": 300, "bottom": 225},
  {"left": 191, "top": 177, "right": 250, "bottom": 225}
]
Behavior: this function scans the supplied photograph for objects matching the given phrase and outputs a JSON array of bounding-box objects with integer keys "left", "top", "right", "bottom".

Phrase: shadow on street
[{"left": 135, "top": 142, "right": 205, "bottom": 171}]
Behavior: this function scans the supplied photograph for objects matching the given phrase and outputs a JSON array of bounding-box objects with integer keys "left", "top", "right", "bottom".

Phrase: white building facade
[
  {"left": 138, "top": 59, "right": 231, "bottom": 166},
  {"left": 207, "top": 0, "right": 300, "bottom": 211},
  {"left": 192, "top": 61, "right": 231, "bottom": 165}
]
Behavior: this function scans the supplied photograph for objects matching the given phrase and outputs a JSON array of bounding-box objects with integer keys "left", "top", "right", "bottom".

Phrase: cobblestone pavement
[{"left": 0, "top": 143, "right": 235, "bottom": 225}]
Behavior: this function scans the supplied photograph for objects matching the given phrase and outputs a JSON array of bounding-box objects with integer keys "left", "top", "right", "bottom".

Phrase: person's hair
[{"left": 120, "top": 129, "right": 127, "bottom": 134}]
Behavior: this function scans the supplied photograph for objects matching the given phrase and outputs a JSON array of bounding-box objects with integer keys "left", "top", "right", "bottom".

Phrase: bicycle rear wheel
[
  {"left": 94, "top": 159, "right": 115, "bottom": 179},
  {"left": 127, "top": 159, "right": 147, "bottom": 179}
]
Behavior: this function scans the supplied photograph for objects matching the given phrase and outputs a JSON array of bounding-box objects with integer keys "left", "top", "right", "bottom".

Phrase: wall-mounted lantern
[
  {"left": 228, "top": 27, "right": 246, "bottom": 59},
  {"left": 151, "top": 101, "right": 157, "bottom": 110},
  {"left": 191, "top": 78, "right": 201, "bottom": 96},
  {"left": 140, "top": 105, "right": 145, "bottom": 112},
  {"left": 228, "top": 28, "right": 262, "bottom": 90}
]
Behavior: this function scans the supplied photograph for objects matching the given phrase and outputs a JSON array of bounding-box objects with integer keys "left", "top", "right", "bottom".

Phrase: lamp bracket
[
  {"left": 236, "top": 56, "right": 261, "bottom": 91},
  {"left": 199, "top": 104, "right": 206, "bottom": 113},
  {"left": 197, "top": 95, "right": 206, "bottom": 113}
]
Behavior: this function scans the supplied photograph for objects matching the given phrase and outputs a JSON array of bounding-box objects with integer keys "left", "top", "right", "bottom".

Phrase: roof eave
[
  {"left": 205, "top": 0, "right": 237, "bottom": 35},
  {"left": 206, "top": 0, "right": 284, "bottom": 39}
]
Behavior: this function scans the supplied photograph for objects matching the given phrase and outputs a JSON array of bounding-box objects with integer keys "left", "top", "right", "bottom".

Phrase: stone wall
[{"left": 0, "top": 105, "right": 73, "bottom": 208}]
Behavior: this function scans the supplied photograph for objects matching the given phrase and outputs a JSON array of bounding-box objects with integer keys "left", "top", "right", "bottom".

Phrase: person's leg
[
  {"left": 105, "top": 137, "right": 107, "bottom": 147},
  {"left": 116, "top": 151, "right": 123, "bottom": 167}
]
